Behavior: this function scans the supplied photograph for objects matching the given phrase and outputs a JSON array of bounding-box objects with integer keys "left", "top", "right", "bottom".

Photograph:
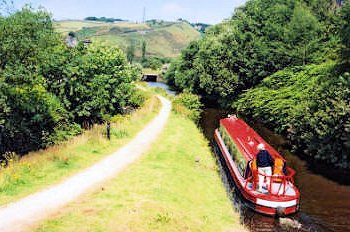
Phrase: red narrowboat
[{"left": 214, "top": 115, "right": 300, "bottom": 216}]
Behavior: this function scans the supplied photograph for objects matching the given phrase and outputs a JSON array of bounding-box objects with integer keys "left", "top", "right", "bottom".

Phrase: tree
[
  {"left": 167, "top": 0, "right": 332, "bottom": 107},
  {"left": 339, "top": 2, "right": 350, "bottom": 62},
  {"left": 126, "top": 44, "right": 135, "bottom": 64},
  {"left": 141, "top": 40, "right": 147, "bottom": 61},
  {"left": 286, "top": 5, "right": 321, "bottom": 65},
  {"left": 0, "top": 6, "right": 59, "bottom": 69},
  {"left": 0, "top": 7, "right": 144, "bottom": 159},
  {"left": 165, "top": 0, "right": 350, "bottom": 169}
]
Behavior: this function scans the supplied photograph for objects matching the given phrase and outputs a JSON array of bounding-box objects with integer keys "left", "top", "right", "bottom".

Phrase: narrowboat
[{"left": 214, "top": 115, "right": 300, "bottom": 216}]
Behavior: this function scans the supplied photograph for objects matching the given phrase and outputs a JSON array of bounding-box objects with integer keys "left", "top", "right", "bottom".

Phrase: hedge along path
[{"left": 0, "top": 95, "right": 171, "bottom": 232}]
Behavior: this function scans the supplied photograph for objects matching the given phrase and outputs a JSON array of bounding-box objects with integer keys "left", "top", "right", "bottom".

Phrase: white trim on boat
[{"left": 256, "top": 199, "right": 297, "bottom": 208}]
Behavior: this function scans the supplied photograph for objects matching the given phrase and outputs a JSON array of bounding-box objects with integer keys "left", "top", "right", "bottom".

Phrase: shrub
[
  {"left": 234, "top": 62, "right": 350, "bottom": 169},
  {"left": 172, "top": 92, "right": 202, "bottom": 122},
  {"left": 0, "top": 8, "right": 146, "bottom": 159}
]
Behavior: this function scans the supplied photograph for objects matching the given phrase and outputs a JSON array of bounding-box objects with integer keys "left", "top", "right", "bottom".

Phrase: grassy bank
[
  {"left": 34, "top": 112, "right": 245, "bottom": 231},
  {"left": 0, "top": 95, "right": 161, "bottom": 206}
]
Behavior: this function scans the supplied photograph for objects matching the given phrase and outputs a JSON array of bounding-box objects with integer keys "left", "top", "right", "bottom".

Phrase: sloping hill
[{"left": 55, "top": 20, "right": 201, "bottom": 58}]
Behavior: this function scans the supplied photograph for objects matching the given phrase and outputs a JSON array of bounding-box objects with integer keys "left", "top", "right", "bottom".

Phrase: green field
[
  {"left": 34, "top": 109, "right": 245, "bottom": 232},
  {"left": 55, "top": 20, "right": 201, "bottom": 58}
]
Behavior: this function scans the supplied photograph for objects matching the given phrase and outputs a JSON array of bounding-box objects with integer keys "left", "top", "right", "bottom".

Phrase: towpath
[{"left": 0, "top": 96, "right": 171, "bottom": 232}]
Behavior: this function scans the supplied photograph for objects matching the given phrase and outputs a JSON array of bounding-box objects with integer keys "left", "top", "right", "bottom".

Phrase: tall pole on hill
[{"left": 141, "top": 6, "right": 147, "bottom": 61}]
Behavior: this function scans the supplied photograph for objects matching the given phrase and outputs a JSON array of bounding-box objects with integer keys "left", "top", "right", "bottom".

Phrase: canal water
[
  {"left": 200, "top": 108, "right": 350, "bottom": 232},
  {"left": 148, "top": 81, "right": 350, "bottom": 232},
  {"left": 146, "top": 81, "right": 176, "bottom": 96}
]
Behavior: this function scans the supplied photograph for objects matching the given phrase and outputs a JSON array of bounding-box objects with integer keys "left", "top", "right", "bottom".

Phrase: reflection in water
[{"left": 200, "top": 108, "right": 350, "bottom": 232}]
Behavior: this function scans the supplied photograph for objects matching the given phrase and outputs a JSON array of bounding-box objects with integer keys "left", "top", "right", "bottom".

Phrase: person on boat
[
  {"left": 273, "top": 158, "right": 288, "bottom": 177},
  {"left": 273, "top": 158, "right": 289, "bottom": 195},
  {"left": 256, "top": 143, "right": 274, "bottom": 192}
]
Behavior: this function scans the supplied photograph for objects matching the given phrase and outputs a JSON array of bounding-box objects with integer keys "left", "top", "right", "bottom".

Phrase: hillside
[{"left": 55, "top": 20, "right": 201, "bottom": 58}]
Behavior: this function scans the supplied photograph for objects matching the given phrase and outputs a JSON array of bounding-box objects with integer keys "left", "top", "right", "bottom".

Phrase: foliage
[
  {"left": 166, "top": 0, "right": 340, "bottom": 107},
  {"left": 141, "top": 57, "right": 163, "bottom": 70},
  {"left": 166, "top": 0, "right": 350, "bottom": 169},
  {"left": 0, "top": 96, "right": 161, "bottom": 205},
  {"left": 0, "top": 8, "right": 69, "bottom": 155},
  {"left": 126, "top": 44, "right": 135, "bottom": 64},
  {"left": 285, "top": 5, "right": 321, "bottom": 65},
  {"left": 233, "top": 62, "right": 350, "bottom": 169},
  {"left": 339, "top": 1, "right": 350, "bottom": 62},
  {"left": 41, "top": 43, "right": 141, "bottom": 124},
  {"left": 84, "top": 16, "right": 125, "bottom": 23},
  {"left": 191, "top": 22, "right": 211, "bottom": 33},
  {"left": 172, "top": 92, "right": 202, "bottom": 123},
  {"left": 141, "top": 40, "right": 146, "bottom": 60},
  {"left": 0, "top": 7, "right": 59, "bottom": 69},
  {"left": 0, "top": 8, "right": 144, "bottom": 159}
]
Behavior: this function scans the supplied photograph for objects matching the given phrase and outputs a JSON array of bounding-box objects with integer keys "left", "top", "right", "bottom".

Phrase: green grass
[
  {"left": 55, "top": 20, "right": 200, "bottom": 58},
  {"left": 33, "top": 112, "right": 245, "bottom": 232},
  {"left": 142, "top": 23, "right": 200, "bottom": 57},
  {"left": 0, "top": 95, "right": 161, "bottom": 206}
]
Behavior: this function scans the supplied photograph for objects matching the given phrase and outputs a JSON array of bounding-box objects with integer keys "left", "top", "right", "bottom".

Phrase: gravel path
[{"left": 0, "top": 96, "right": 171, "bottom": 232}]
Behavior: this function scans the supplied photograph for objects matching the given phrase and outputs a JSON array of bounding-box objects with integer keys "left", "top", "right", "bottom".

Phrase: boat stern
[{"left": 253, "top": 197, "right": 299, "bottom": 216}]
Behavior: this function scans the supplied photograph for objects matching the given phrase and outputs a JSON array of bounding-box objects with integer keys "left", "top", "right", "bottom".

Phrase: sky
[{"left": 13, "top": 0, "right": 247, "bottom": 24}]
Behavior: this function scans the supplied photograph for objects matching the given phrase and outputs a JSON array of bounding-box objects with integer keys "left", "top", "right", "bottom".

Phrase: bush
[
  {"left": 233, "top": 62, "right": 350, "bottom": 169},
  {"left": 0, "top": 8, "right": 146, "bottom": 159},
  {"left": 166, "top": 0, "right": 339, "bottom": 107},
  {"left": 141, "top": 57, "right": 171, "bottom": 70},
  {"left": 127, "top": 90, "right": 147, "bottom": 108},
  {"left": 172, "top": 92, "right": 202, "bottom": 122}
]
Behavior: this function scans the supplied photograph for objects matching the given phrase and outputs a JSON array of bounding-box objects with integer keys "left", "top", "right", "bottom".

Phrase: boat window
[{"left": 219, "top": 125, "right": 247, "bottom": 177}]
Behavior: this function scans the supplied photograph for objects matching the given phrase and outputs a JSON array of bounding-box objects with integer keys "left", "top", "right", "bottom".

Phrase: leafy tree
[
  {"left": 285, "top": 5, "right": 321, "bottom": 65},
  {"left": 0, "top": 7, "right": 144, "bottom": 159},
  {"left": 0, "top": 6, "right": 59, "bottom": 69},
  {"left": 166, "top": 0, "right": 349, "bottom": 169},
  {"left": 41, "top": 44, "right": 139, "bottom": 125},
  {"left": 233, "top": 62, "right": 350, "bottom": 169},
  {"left": 0, "top": 7, "right": 68, "bottom": 155},
  {"left": 167, "top": 0, "right": 335, "bottom": 107},
  {"left": 339, "top": 1, "right": 350, "bottom": 62},
  {"left": 172, "top": 92, "right": 203, "bottom": 123},
  {"left": 141, "top": 40, "right": 147, "bottom": 61},
  {"left": 141, "top": 57, "right": 162, "bottom": 70},
  {"left": 126, "top": 44, "right": 135, "bottom": 64}
]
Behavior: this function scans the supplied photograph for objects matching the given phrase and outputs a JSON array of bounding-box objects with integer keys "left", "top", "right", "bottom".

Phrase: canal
[
  {"left": 147, "top": 81, "right": 350, "bottom": 232},
  {"left": 200, "top": 108, "right": 350, "bottom": 232}
]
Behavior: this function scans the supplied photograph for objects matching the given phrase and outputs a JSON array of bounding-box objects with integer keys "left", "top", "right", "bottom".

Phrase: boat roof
[{"left": 220, "top": 116, "right": 284, "bottom": 161}]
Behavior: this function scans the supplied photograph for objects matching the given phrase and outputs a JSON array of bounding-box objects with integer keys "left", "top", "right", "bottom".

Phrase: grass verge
[
  {"left": 34, "top": 112, "right": 245, "bottom": 231},
  {"left": 0, "top": 94, "right": 161, "bottom": 206}
]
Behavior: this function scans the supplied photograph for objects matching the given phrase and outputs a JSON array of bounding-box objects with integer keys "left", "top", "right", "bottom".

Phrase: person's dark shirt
[{"left": 256, "top": 150, "right": 274, "bottom": 168}]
